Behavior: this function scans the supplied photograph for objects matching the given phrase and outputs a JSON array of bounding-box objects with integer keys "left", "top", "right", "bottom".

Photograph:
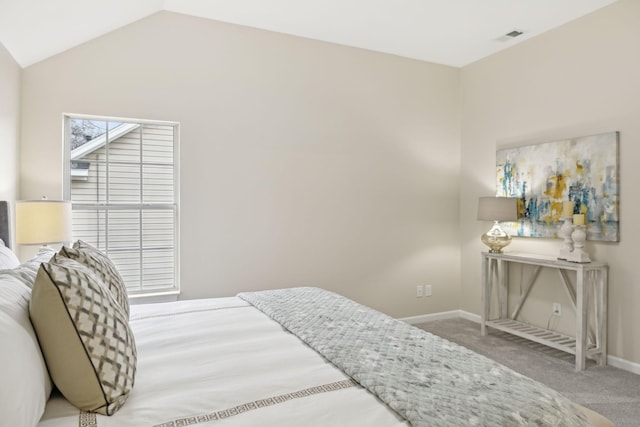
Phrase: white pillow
[
  {"left": 0, "top": 269, "right": 53, "bottom": 427},
  {"left": 0, "top": 247, "right": 56, "bottom": 289},
  {"left": 0, "top": 239, "right": 20, "bottom": 269}
]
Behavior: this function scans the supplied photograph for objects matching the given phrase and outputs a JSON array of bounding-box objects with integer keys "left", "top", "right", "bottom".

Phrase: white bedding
[{"left": 37, "top": 297, "right": 408, "bottom": 427}]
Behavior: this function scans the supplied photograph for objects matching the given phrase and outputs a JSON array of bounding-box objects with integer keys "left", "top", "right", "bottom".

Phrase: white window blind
[{"left": 64, "top": 115, "right": 179, "bottom": 296}]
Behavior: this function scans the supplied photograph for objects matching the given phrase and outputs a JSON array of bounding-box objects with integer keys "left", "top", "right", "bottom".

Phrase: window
[{"left": 63, "top": 114, "right": 179, "bottom": 297}]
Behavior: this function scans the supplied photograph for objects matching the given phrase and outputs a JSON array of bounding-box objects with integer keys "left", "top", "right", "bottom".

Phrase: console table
[{"left": 481, "top": 252, "right": 608, "bottom": 371}]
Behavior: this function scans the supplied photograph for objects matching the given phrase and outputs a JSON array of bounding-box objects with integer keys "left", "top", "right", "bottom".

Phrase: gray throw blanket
[{"left": 238, "top": 287, "right": 592, "bottom": 427}]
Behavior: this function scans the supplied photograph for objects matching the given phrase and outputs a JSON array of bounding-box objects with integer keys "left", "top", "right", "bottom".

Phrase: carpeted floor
[{"left": 415, "top": 318, "right": 640, "bottom": 427}]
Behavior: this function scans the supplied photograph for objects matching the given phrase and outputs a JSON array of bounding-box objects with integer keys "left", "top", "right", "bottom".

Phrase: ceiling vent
[{"left": 496, "top": 29, "right": 525, "bottom": 42}]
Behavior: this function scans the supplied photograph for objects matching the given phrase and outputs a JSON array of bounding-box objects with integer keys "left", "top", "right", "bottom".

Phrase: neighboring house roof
[{"left": 70, "top": 123, "right": 140, "bottom": 161}]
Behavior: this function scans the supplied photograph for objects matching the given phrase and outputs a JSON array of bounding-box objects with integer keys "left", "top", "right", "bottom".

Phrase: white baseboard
[
  {"left": 458, "top": 310, "right": 481, "bottom": 323},
  {"left": 401, "top": 310, "right": 640, "bottom": 376},
  {"left": 400, "top": 309, "right": 480, "bottom": 325},
  {"left": 607, "top": 354, "right": 640, "bottom": 375}
]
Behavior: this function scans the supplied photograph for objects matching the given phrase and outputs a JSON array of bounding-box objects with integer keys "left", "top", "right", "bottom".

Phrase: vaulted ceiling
[{"left": 0, "top": 0, "right": 619, "bottom": 68}]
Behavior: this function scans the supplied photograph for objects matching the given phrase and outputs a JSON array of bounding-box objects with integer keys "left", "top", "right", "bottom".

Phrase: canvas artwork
[{"left": 496, "top": 131, "right": 619, "bottom": 242}]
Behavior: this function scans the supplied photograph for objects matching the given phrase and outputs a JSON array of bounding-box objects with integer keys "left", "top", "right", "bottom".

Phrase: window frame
[{"left": 63, "top": 113, "right": 180, "bottom": 300}]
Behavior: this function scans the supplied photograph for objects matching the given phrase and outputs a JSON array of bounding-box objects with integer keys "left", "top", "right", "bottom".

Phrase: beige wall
[
  {"left": 0, "top": 41, "right": 21, "bottom": 246},
  {"left": 460, "top": 0, "right": 640, "bottom": 365},
  {"left": 20, "top": 11, "right": 462, "bottom": 318},
  {"left": 12, "top": 0, "right": 640, "bottom": 366}
]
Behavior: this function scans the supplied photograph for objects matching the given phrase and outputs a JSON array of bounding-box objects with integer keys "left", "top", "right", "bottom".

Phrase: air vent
[
  {"left": 495, "top": 29, "right": 525, "bottom": 42},
  {"left": 505, "top": 30, "right": 523, "bottom": 38}
]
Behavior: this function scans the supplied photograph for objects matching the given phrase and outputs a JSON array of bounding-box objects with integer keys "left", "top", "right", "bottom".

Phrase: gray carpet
[{"left": 415, "top": 318, "right": 640, "bottom": 427}]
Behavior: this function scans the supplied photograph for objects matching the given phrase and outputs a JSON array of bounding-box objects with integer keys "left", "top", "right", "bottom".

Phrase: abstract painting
[{"left": 496, "top": 131, "right": 619, "bottom": 241}]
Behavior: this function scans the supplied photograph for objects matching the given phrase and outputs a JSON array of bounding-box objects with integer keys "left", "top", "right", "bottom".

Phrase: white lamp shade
[
  {"left": 477, "top": 197, "right": 519, "bottom": 222},
  {"left": 16, "top": 200, "right": 72, "bottom": 245}
]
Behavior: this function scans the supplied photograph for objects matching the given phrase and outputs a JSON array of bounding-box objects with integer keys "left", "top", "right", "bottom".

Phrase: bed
[{"left": 0, "top": 201, "right": 614, "bottom": 427}]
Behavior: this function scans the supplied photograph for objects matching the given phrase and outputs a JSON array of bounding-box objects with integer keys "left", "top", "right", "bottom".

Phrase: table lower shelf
[{"left": 485, "top": 319, "right": 600, "bottom": 359}]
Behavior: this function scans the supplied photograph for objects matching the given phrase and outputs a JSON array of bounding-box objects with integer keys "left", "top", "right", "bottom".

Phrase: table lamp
[
  {"left": 16, "top": 198, "right": 72, "bottom": 248},
  {"left": 477, "top": 197, "right": 519, "bottom": 253}
]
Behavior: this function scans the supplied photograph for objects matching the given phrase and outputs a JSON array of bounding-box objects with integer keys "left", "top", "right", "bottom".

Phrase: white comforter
[{"left": 37, "top": 297, "right": 408, "bottom": 427}]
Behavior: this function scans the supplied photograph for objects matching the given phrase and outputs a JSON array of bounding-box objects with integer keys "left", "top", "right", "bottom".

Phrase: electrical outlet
[
  {"left": 416, "top": 285, "right": 423, "bottom": 298},
  {"left": 552, "top": 302, "right": 562, "bottom": 316},
  {"left": 425, "top": 285, "right": 432, "bottom": 297}
]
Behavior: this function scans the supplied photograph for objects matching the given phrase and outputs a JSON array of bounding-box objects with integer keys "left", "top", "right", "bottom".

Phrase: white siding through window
[{"left": 64, "top": 115, "right": 179, "bottom": 296}]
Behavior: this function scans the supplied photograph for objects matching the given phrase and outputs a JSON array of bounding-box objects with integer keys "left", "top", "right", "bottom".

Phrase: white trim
[
  {"left": 400, "top": 309, "right": 640, "bottom": 375},
  {"left": 458, "top": 310, "right": 481, "bottom": 323},
  {"left": 129, "top": 290, "right": 180, "bottom": 305},
  {"left": 400, "top": 309, "right": 469, "bottom": 325},
  {"left": 607, "top": 354, "right": 640, "bottom": 375},
  {"left": 65, "top": 112, "right": 179, "bottom": 126}
]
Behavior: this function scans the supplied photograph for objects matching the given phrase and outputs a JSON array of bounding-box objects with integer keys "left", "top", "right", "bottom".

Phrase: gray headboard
[{"left": 0, "top": 201, "right": 10, "bottom": 248}]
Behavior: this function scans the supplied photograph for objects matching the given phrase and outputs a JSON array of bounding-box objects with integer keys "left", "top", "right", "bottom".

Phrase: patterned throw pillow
[
  {"left": 29, "top": 255, "right": 136, "bottom": 415},
  {"left": 59, "top": 240, "right": 129, "bottom": 318}
]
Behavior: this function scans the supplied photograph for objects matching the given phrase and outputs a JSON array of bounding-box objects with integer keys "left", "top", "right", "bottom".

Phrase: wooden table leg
[
  {"left": 575, "top": 270, "right": 587, "bottom": 371},
  {"left": 599, "top": 268, "right": 608, "bottom": 366},
  {"left": 481, "top": 255, "right": 490, "bottom": 336}
]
